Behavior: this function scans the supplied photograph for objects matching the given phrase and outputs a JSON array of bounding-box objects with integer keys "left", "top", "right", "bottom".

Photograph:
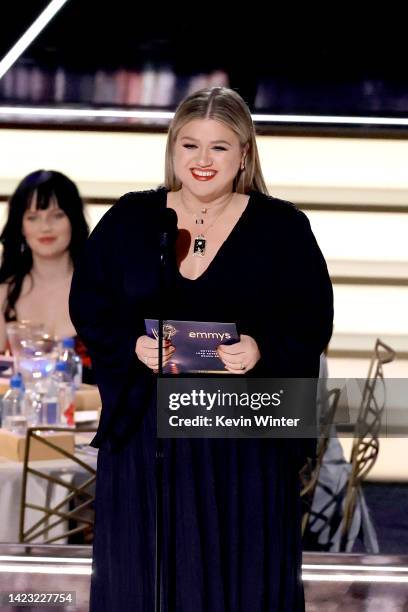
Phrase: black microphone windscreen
[{"left": 161, "top": 208, "right": 178, "bottom": 245}]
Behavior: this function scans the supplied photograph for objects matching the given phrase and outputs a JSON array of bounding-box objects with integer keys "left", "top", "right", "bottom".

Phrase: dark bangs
[{"left": 0, "top": 171, "right": 89, "bottom": 318}]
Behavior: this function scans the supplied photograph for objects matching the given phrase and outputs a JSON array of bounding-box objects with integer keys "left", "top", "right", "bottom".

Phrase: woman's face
[
  {"left": 22, "top": 193, "right": 72, "bottom": 259},
  {"left": 173, "top": 118, "right": 246, "bottom": 199}
]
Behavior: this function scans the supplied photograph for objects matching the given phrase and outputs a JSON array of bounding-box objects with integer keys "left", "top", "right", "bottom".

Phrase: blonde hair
[{"left": 164, "top": 87, "right": 268, "bottom": 195}]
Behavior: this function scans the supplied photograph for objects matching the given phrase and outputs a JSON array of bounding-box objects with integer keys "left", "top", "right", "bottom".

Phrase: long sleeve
[
  {"left": 69, "top": 192, "right": 158, "bottom": 448},
  {"left": 248, "top": 206, "right": 333, "bottom": 378},
  {"left": 239, "top": 200, "right": 333, "bottom": 467}
]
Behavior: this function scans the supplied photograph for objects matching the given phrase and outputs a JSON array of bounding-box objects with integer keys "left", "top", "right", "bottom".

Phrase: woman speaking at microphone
[{"left": 69, "top": 87, "right": 333, "bottom": 611}]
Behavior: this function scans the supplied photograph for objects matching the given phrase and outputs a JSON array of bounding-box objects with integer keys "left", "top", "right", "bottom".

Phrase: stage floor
[{"left": 0, "top": 545, "right": 407, "bottom": 611}]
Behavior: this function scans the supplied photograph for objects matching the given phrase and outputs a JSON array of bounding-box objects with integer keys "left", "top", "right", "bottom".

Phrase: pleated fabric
[{"left": 90, "top": 404, "right": 305, "bottom": 611}]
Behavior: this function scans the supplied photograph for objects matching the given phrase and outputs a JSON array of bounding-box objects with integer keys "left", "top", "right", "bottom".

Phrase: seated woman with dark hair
[{"left": 0, "top": 170, "right": 91, "bottom": 376}]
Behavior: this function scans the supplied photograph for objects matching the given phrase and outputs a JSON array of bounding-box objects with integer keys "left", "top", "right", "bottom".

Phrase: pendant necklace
[{"left": 180, "top": 192, "right": 234, "bottom": 257}]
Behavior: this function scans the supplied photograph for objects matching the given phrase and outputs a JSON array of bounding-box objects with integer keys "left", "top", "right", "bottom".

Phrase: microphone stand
[{"left": 155, "top": 228, "right": 168, "bottom": 612}]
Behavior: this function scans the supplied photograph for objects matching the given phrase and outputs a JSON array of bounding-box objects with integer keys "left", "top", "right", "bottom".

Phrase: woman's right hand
[{"left": 135, "top": 335, "right": 175, "bottom": 371}]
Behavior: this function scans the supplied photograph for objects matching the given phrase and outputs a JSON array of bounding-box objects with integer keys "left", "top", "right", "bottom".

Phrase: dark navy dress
[{"left": 69, "top": 187, "right": 333, "bottom": 611}]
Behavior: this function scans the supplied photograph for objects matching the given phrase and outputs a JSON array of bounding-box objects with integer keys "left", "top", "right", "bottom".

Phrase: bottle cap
[
  {"left": 62, "top": 337, "right": 75, "bottom": 349},
  {"left": 10, "top": 374, "right": 22, "bottom": 389}
]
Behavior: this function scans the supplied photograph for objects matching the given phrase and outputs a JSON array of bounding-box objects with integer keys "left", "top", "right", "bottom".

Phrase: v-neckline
[{"left": 162, "top": 187, "right": 253, "bottom": 283}]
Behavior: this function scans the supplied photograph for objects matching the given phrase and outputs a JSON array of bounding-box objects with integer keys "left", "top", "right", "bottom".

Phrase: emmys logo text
[{"left": 188, "top": 331, "right": 232, "bottom": 342}]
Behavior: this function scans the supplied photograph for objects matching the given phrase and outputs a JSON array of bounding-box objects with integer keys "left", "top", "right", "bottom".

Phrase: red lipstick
[
  {"left": 190, "top": 169, "right": 217, "bottom": 181},
  {"left": 38, "top": 237, "right": 57, "bottom": 244}
]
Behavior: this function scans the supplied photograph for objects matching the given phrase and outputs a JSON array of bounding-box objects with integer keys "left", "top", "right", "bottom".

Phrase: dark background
[{"left": 0, "top": 2, "right": 406, "bottom": 118}]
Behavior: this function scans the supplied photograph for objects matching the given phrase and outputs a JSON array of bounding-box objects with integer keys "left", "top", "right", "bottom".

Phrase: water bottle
[
  {"left": 23, "top": 386, "right": 44, "bottom": 427},
  {"left": 43, "top": 366, "right": 60, "bottom": 425},
  {"left": 52, "top": 361, "right": 75, "bottom": 427},
  {"left": 60, "top": 337, "right": 82, "bottom": 390},
  {"left": 2, "top": 375, "right": 26, "bottom": 434}
]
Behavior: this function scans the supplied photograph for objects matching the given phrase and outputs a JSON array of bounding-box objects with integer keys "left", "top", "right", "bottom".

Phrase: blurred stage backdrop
[{"left": 0, "top": 2, "right": 407, "bottom": 567}]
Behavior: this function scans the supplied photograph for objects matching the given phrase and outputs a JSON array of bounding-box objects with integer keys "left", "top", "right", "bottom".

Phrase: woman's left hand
[{"left": 217, "top": 334, "right": 261, "bottom": 374}]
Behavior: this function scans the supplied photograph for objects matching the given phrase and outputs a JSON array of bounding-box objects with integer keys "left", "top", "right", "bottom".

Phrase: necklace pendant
[{"left": 193, "top": 234, "right": 206, "bottom": 257}]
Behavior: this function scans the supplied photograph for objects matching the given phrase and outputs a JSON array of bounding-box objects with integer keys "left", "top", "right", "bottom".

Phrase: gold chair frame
[
  {"left": 300, "top": 387, "right": 341, "bottom": 536},
  {"left": 339, "top": 338, "right": 396, "bottom": 549},
  {"left": 19, "top": 426, "right": 97, "bottom": 544}
]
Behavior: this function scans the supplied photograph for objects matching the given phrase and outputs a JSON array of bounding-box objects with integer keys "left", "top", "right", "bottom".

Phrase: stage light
[
  {"left": 303, "top": 572, "right": 408, "bottom": 583},
  {"left": 0, "top": 563, "right": 91, "bottom": 575},
  {"left": 1, "top": 106, "right": 408, "bottom": 128},
  {"left": 0, "top": 555, "right": 91, "bottom": 564},
  {"left": 0, "top": 0, "right": 70, "bottom": 80},
  {"left": 0, "top": 107, "right": 173, "bottom": 120}
]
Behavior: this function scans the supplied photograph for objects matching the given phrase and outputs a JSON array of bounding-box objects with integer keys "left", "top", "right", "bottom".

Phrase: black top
[
  {"left": 70, "top": 186, "right": 333, "bottom": 449},
  {"left": 69, "top": 186, "right": 333, "bottom": 612}
]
